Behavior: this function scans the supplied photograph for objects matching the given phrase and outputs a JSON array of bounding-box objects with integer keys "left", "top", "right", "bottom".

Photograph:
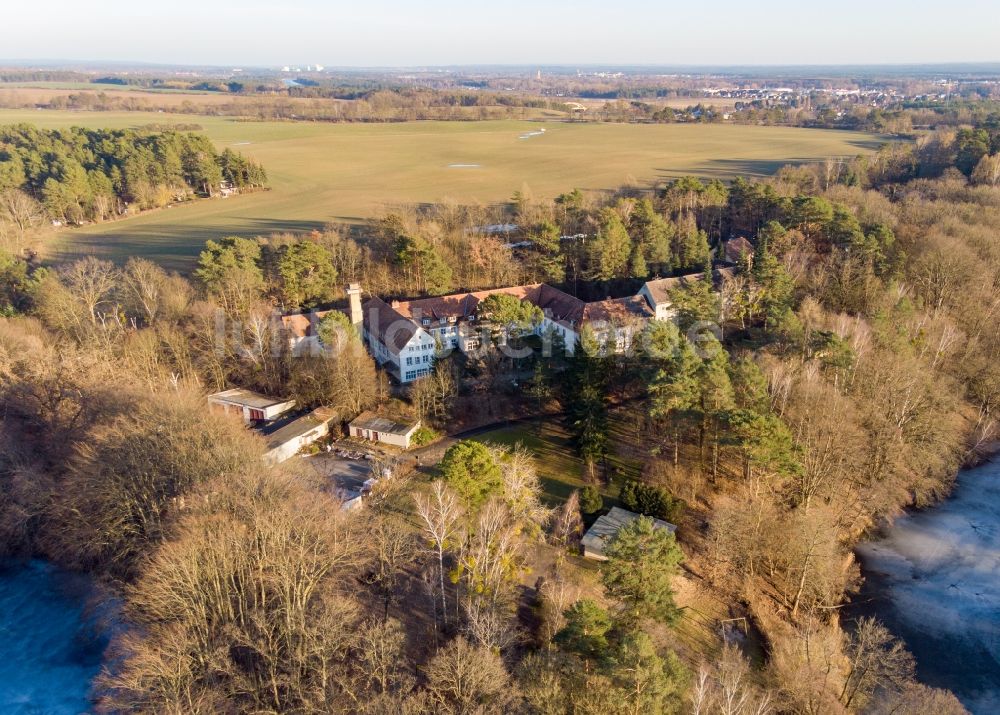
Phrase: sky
[{"left": 4, "top": 0, "right": 1000, "bottom": 68}]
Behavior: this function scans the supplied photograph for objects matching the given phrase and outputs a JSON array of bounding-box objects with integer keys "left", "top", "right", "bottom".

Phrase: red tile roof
[
  {"left": 363, "top": 297, "right": 420, "bottom": 354},
  {"left": 582, "top": 295, "right": 655, "bottom": 323},
  {"left": 282, "top": 275, "right": 731, "bottom": 358},
  {"left": 281, "top": 309, "right": 336, "bottom": 339},
  {"left": 724, "top": 236, "right": 755, "bottom": 264},
  {"left": 392, "top": 283, "right": 588, "bottom": 328}
]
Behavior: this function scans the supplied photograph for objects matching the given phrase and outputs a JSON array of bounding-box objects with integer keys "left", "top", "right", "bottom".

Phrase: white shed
[
  {"left": 261, "top": 408, "right": 335, "bottom": 464},
  {"left": 208, "top": 388, "right": 295, "bottom": 425},
  {"left": 581, "top": 507, "right": 677, "bottom": 561},
  {"left": 348, "top": 412, "right": 421, "bottom": 449}
]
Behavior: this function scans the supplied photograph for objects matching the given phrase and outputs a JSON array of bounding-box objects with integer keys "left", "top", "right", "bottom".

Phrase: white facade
[
  {"left": 637, "top": 283, "right": 677, "bottom": 322},
  {"left": 361, "top": 325, "right": 437, "bottom": 384},
  {"left": 262, "top": 410, "right": 334, "bottom": 465},
  {"left": 208, "top": 389, "right": 295, "bottom": 425},
  {"left": 349, "top": 414, "right": 421, "bottom": 449},
  {"left": 394, "top": 331, "right": 437, "bottom": 383},
  {"left": 534, "top": 315, "right": 578, "bottom": 355},
  {"left": 283, "top": 275, "right": 736, "bottom": 387}
]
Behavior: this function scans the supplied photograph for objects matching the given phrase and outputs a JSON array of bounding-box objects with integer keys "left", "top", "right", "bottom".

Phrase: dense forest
[
  {"left": 0, "top": 124, "right": 266, "bottom": 224},
  {"left": 1, "top": 111, "right": 999, "bottom": 713}
]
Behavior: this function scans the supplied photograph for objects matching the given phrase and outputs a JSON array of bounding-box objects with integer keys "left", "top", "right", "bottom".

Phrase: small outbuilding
[
  {"left": 722, "top": 235, "right": 755, "bottom": 267},
  {"left": 348, "top": 412, "right": 421, "bottom": 450},
  {"left": 208, "top": 388, "right": 295, "bottom": 425},
  {"left": 260, "top": 407, "right": 336, "bottom": 465},
  {"left": 581, "top": 506, "right": 677, "bottom": 561}
]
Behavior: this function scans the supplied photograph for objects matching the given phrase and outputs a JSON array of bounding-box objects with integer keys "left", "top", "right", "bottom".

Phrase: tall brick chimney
[{"left": 346, "top": 283, "right": 363, "bottom": 331}]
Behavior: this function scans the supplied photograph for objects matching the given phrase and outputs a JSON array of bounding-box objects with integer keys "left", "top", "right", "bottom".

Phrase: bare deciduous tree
[
  {"left": 422, "top": 637, "right": 517, "bottom": 715},
  {"left": 550, "top": 490, "right": 583, "bottom": 548},
  {"left": 414, "top": 481, "right": 463, "bottom": 631},
  {"left": 689, "top": 645, "right": 773, "bottom": 715},
  {"left": 0, "top": 189, "right": 45, "bottom": 256},
  {"left": 840, "top": 617, "right": 915, "bottom": 709}
]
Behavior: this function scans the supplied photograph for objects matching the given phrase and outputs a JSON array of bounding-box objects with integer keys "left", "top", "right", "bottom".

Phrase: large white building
[
  {"left": 637, "top": 268, "right": 735, "bottom": 322},
  {"left": 283, "top": 272, "right": 733, "bottom": 384}
]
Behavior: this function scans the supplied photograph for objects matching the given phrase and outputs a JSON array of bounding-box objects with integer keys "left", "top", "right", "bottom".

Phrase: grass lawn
[
  {"left": 0, "top": 109, "right": 889, "bottom": 272},
  {"left": 470, "top": 416, "right": 644, "bottom": 509}
]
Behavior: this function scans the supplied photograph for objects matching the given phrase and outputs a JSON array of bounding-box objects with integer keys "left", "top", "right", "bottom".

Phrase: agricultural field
[{"left": 0, "top": 109, "right": 888, "bottom": 271}]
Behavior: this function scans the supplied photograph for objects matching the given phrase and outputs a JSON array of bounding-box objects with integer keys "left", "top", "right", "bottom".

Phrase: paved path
[
  {"left": 408, "top": 412, "right": 565, "bottom": 469},
  {"left": 301, "top": 453, "right": 371, "bottom": 490}
]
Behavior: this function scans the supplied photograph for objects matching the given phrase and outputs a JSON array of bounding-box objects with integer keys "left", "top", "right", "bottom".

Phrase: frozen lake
[
  {"left": 851, "top": 458, "right": 1000, "bottom": 714},
  {"left": 0, "top": 560, "right": 111, "bottom": 714}
]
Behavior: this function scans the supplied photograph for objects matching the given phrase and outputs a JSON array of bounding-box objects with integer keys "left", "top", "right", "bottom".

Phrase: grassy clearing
[
  {"left": 471, "top": 421, "right": 584, "bottom": 506},
  {"left": 470, "top": 414, "right": 645, "bottom": 508},
  {"left": 0, "top": 109, "right": 887, "bottom": 271}
]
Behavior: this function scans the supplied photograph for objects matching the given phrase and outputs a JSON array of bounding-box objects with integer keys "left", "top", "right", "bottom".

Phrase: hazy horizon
[{"left": 6, "top": 0, "right": 1000, "bottom": 68}]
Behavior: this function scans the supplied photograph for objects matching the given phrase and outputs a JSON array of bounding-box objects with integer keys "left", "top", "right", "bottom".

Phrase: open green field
[{"left": 0, "top": 110, "right": 888, "bottom": 271}]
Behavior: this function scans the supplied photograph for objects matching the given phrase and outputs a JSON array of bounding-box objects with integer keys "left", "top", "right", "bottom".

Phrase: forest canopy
[{"left": 0, "top": 124, "right": 266, "bottom": 223}]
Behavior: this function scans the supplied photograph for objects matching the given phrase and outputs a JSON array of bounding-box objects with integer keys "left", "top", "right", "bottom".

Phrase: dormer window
[
  {"left": 421, "top": 318, "right": 431, "bottom": 327},
  {"left": 448, "top": 316, "right": 456, "bottom": 324}
]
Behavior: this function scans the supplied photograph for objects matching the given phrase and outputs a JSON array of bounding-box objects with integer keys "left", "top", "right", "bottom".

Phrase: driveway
[{"left": 300, "top": 453, "right": 371, "bottom": 493}]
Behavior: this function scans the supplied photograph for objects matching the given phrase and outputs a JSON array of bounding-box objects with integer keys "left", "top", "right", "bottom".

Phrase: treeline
[
  {"left": 0, "top": 124, "right": 266, "bottom": 222},
  {"left": 2, "top": 158, "right": 987, "bottom": 713},
  {"left": 282, "top": 171, "right": 896, "bottom": 306},
  {"left": 0, "top": 87, "right": 565, "bottom": 123},
  {"left": 0, "top": 69, "right": 83, "bottom": 82}
]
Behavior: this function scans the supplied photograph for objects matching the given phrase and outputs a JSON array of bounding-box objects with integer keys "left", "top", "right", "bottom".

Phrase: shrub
[
  {"left": 580, "top": 485, "right": 603, "bottom": 515},
  {"left": 411, "top": 426, "right": 439, "bottom": 447},
  {"left": 437, "top": 440, "right": 502, "bottom": 508},
  {"left": 619, "top": 481, "right": 682, "bottom": 523}
]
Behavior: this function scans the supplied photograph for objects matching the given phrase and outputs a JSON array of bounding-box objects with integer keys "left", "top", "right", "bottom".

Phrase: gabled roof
[
  {"left": 363, "top": 296, "right": 423, "bottom": 354},
  {"left": 385, "top": 283, "right": 588, "bottom": 333},
  {"left": 641, "top": 268, "right": 737, "bottom": 306},
  {"left": 533, "top": 284, "right": 587, "bottom": 326},
  {"left": 641, "top": 274, "right": 703, "bottom": 306},
  {"left": 392, "top": 284, "right": 587, "bottom": 326},
  {"left": 281, "top": 309, "right": 338, "bottom": 339},
  {"left": 582, "top": 295, "right": 654, "bottom": 324},
  {"left": 283, "top": 271, "right": 738, "bottom": 359},
  {"left": 723, "top": 236, "right": 755, "bottom": 264},
  {"left": 581, "top": 506, "right": 677, "bottom": 559}
]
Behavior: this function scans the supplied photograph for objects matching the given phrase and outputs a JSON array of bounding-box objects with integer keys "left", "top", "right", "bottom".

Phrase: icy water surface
[
  {"left": 851, "top": 459, "right": 1000, "bottom": 714},
  {"left": 0, "top": 560, "right": 111, "bottom": 714}
]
